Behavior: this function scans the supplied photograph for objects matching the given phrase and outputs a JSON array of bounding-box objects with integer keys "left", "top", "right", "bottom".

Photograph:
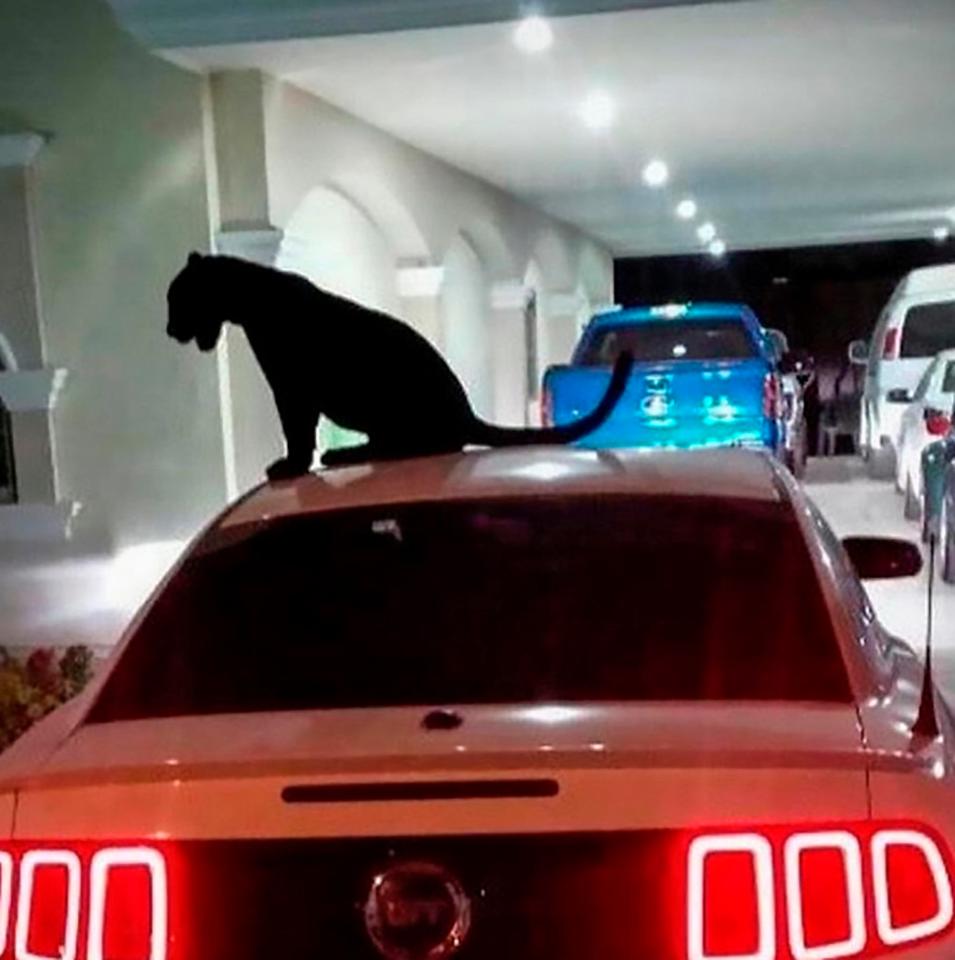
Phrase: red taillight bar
[
  {"left": 882, "top": 328, "right": 899, "bottom": 360},
  {"left": 16, "top": 850, "right": 82, "bottom": 960},
  {"left": 0, "top": 845, "right": 167, "bottom": 960},
  {"left": 872, "top": 830, "right": 954, "bottom": 947},
  {"left": 687, "top": 825, "right": 954, "bottom": 960},
  {"left": 87, "top": 848, "right": 167, "bottom": 960}
]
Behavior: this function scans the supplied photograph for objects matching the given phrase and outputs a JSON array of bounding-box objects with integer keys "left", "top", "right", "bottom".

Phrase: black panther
[{"left": 167, "top": 253, "right": 633, "bottom": 480}]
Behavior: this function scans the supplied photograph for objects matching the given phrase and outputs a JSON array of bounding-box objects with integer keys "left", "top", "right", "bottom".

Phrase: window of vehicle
[
  {"left": 913, "top": 362, "right": 936, "bottom": 401},
  {"left": 578, "top": 319, "right": 757, "bottom": 365},
  {"left": 943, "top": 360, "right": 955, "bottom": 394},
  {"left": 901, "top": 301, "right": 955, "bottom": 358},
  {"left": 88, "top": 494, "right": 851, "bottom": 723}
]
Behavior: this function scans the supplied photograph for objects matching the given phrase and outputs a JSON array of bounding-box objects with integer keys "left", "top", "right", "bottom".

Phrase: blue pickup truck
[{"left": 542, "top": 302, "right": 786, "bottom": 454}]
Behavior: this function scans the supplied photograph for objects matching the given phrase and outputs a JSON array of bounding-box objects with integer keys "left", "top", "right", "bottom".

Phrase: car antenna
[{"left": 912, "top": 533, "right": 940, "bottom": 740}]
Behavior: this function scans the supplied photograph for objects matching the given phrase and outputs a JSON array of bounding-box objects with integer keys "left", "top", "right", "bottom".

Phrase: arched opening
[
  {"left": 440, "top": 234, "right": 493, "bottom": 419},
  {"left": 226, "top": 184, "right": 411, "bottom": 487}
]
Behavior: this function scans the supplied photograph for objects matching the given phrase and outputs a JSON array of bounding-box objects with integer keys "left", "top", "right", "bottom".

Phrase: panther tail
[{"left": 468, "top": 351, "right": 633, "bottom": 448}]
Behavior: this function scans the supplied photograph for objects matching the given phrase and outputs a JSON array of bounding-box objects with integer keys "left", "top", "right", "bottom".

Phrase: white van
[{"left": 853, "top": 262, "right": 955, "bottom": 476}]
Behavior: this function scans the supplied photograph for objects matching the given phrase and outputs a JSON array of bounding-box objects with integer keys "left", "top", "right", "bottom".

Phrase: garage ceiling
[{"left": 126, "top": 0, "right": 955, "bottom": 257}]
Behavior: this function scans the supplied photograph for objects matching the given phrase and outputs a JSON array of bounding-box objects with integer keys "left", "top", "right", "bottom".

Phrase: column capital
[
  {"left": 397, "top": 264, "right": 445, "bottom": 299},
  {"left": 0, "top": 133, "right": 45, "bottom": 169},
  {"left": 491, "top": 280, "right": 530, "bottom": 312},
  {"left": 215, "top": 227, "right": 284, "bottom": 266}
]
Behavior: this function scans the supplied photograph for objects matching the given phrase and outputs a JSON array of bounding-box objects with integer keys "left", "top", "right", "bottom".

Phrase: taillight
[
  {"left": 882, "top": 328, "right": 899, "bottom": 359},
  {"left": 763, "top": 374, "right": 782, "bottom": 420},
  {"left": 686, "top": 824, "right": 953, "bottom": 960},
  {"left": 925, "top": 411, "right": 951, "bottom": 436},
  {"left": 541, "top": 386, "right": 554, "bottom": 427},
  {"left": 0, "top": 845, "right": 168, "bottom": 960}
]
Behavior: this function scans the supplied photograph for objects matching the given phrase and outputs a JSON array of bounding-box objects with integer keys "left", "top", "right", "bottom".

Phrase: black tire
[
  {"left": 904, "top": 476, "right": 921, "bottom": 521},
  {"left": 942, "top": 500, "right": 955, "bottom": 585}
]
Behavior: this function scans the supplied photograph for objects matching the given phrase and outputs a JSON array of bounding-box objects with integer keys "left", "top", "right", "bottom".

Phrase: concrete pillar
[
  {"left": 545, "top": 289, "right": 591, "bottom": 368},
  {"left": 209, "top": 71, "right": 272, "bottom": 231},
  {"left": 490, "top": 280, "right": 532, "bottom": 426},
  {"left": 0, "top": 134, "right": 77, "bottom": 538}
]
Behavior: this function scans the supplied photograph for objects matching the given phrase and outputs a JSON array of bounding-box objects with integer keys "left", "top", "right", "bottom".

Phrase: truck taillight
[
  {"left": 687, "top": 825, "right": 953, "bottom": 960},
  {"left": 882, "top": 328, "right": 900, "bottom": 360},
  {"left": 0, "top": 845, "right": 168, "bottom": 960},
  {"left": 763, "top": 374, "right": 781, "bottom": 420}
]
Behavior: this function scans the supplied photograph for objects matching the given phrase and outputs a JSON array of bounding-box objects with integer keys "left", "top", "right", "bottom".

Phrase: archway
[
  {"left": 226, "top": 185, "right": 408, "bottom": 488},
  {"left": 440, "top": 233, "right": 494, "bottom": 419}
]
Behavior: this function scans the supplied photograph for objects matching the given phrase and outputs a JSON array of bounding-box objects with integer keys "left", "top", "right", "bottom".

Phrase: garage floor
[{"left": 807, "top": 456, "right": 955, "bottom": 703}]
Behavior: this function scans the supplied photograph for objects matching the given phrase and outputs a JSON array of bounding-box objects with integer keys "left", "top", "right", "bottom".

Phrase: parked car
[
  {"left": 921, "top": 410, "right": 955, "bottom": 544},
  {"left": 0, "top": 446, "right": 945, "bottom": 960},
  {"left": 940, "top": 460, "right": 955, "bottom": 583},
  {"left": 543, "top": 303, "right": 787, "bottom": 458},
  {"left": 851, "top": 262, "right": 955, "bottom": 478},
  {"left": 896, "top": 349, "right": 955, "bottom": 518}
]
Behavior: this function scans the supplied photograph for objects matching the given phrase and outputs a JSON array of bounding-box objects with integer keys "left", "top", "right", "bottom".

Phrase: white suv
[{"left": 854, "top": 263, "right": 955, "bottom": 477}]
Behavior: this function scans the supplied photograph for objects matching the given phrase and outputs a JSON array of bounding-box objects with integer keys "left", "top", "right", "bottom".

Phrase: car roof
[
  {"left": 218, "top": 447, "right": 784, "bottom": 531},
  {"left": 589, "top": 302, "right": 756, "bottom": 327},
  {"left": 892, "top": 262, "right": 955, "bottom": 300}
]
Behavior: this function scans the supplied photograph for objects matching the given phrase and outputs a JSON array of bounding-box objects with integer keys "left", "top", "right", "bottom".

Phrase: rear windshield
[
  {"left": 901, "top": 301, "right": 955, "bottom": 358},
  {"left": 88, "top": 495, "right": 850, "bottom": 722},
  {"left": 579, "top": 319, "right": 757, "bottom": 365}
]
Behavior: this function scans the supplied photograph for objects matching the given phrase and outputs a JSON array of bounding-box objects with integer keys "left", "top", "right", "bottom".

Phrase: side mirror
[
  {"left": 886, "top": 387, "right": 912, "bottom": 404},
  {"left": 842, "top": 536, "right": 923, "bottom": 580},
  {"left": 848, "top": 339, "right": 869, "bottom": 365}
]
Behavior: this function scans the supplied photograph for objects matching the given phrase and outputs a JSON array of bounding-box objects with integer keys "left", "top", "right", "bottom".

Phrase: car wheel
[
  {"left": 941, "top": 499, "right": 955, "bottom": 585},
  {"left": 904, "top": 475, "right": 921, "bottom": 521}
]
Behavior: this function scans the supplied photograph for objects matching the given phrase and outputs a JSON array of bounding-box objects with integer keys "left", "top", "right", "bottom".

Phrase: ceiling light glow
[
  {"left": 676, "top": 198, "right": 697, "bottom": 220},
  {"left": 708, "top": 239, "right": 727, "bottom": 258},
  {"left": 933, "top": 225, "right": 950, "bottom": 243},
  {"left": 697, "top": 221, "right": 716, "bottom": 243},
  {"left": 513, "top": 15, "right": 553, "bottom": 53},
  {"left": 579, "top": 91, "right": 616, "bottom": 131},
  {"left": 642, "top": 159, "right": 669, "bottom": 188}
]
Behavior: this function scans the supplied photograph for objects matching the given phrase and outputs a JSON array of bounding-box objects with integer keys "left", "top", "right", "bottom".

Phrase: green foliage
[{"left": 0, "top": 646, "right": 94, "bottom": 751}]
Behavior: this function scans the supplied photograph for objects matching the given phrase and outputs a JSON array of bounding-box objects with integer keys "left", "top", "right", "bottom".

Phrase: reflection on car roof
[{"left": 220, "top": 447, "right": 783, "bottom": 530}]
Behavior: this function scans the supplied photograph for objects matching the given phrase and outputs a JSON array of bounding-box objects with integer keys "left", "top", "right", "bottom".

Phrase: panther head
[{"left": 166, "top": 252, "right": 227, "bottom": 352}]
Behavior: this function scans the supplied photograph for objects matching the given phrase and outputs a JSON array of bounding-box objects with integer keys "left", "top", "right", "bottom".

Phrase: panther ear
[{"left": 187, "top": 251, "right": 204, "bottom": 267}]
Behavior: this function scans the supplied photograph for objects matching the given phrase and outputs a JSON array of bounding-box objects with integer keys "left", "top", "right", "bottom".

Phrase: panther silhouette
[{"left": 167, "top": 253, "right": 632, "bottom": 480}]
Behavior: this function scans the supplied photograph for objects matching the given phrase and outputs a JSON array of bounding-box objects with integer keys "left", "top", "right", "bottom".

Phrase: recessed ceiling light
[
  {"left": 708, "top": 239, "right": 727, "bottom": 258},
  {"left": 933, "top": 225, "right": 950, "bottom": 242},
  {"left": 676, "top": 198, "right": 697, "bottom": 220},
  {"left": 642, "top": 159, "right": 669, "bottom": 188},
  {"left": 579, "top": 91, "right": 616, "bottom": 131},
  {"left": 513, "top": 15, "right": 553, "bottom": 53},
  {"left": 697, "top": 221, "right": 716, "bottom": 243}
]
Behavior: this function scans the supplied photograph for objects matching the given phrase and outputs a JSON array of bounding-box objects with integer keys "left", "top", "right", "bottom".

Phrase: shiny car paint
[
  {"left": 0, "top": 448, "right": 951, "bottom": 959},
  {"left": 543, "top": 303, "right": 785, "bottom": 454}
]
